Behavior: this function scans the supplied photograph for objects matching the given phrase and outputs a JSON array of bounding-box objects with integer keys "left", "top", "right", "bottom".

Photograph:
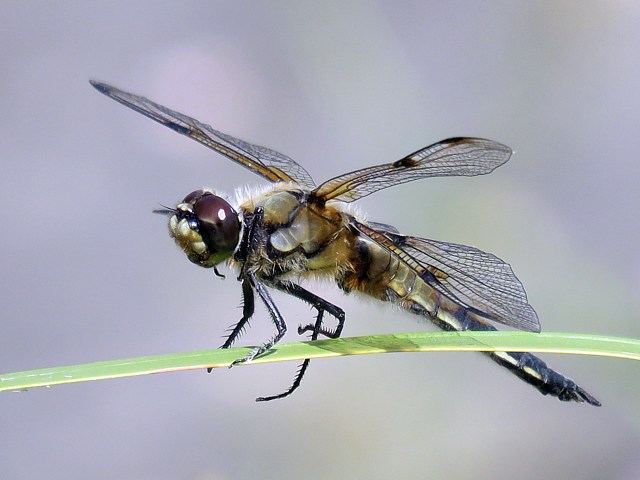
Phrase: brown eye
[
  {"left": 193, "top": 195, "right": 240, "bottom": 255},
  {"left": 182, "top": 189, "right": 208, "bottom": 205}
]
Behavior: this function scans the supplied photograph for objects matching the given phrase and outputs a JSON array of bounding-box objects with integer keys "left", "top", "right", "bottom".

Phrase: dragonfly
[{"left": 91, "top": 80, "right": 600, "bottom": 405}]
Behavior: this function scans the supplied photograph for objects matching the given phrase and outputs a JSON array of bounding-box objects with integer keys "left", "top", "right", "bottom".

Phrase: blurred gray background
[{"left": 2, "top": 1, "right": 639, "bottom": 479}]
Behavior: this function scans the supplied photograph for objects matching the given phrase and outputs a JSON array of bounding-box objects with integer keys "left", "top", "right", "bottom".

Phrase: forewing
[
  {"left": 91, "top": 81, "right": 316, "bottom": 188},
  {"left": 312, "top": 137, "right": 512, "bottom": 203},
  {"left": 354, "top": 221, "right": 540, "bottom": 332}
]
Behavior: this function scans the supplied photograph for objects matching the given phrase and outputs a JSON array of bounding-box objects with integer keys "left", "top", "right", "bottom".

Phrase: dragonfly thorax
[{"left": 168, "top": 189, "right": 240, "bottom": 268}]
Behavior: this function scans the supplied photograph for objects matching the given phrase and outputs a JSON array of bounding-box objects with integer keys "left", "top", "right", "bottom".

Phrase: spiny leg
[
  {"left": 231, "top": 272, "right": 287, "bottom": 366},
  {"left": 256, "top": 310, "right": 325, "bottom": 402},
  {"left": 254, "top": 280, "right": 346, "bottom": 402},
  {"left": 298, "top": 323, "right": 341, "bottom": 338},
  {"left": 271, "top": 279, "right": 345, "bottom": 338},
  {"left": 207, "top": 278, "right": 255, "bottom": 373},
  {"left": 228, "top": 206, "right": 287, "bottom": 365},
  {"left": 220, "top": 277, "right": 255, "bottom": 349},
  {"left": 222, "top": 207, "right": 343, "bottom": 399}
]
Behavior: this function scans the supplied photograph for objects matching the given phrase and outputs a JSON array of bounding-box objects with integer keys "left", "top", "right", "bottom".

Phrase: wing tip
[
  {"left": 89, "top": 79, "right": 110, "bottom": 94},
  {"left": 523, "top": 305, "right": 541, "bottom": 333},
  {"left": 441, "top": 137, "right": 514, "bottom": 170}
]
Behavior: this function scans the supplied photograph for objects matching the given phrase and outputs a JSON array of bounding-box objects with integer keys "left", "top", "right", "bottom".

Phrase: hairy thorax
[{"left": 235, "top": 186, "right": 358, "bottom": 281}]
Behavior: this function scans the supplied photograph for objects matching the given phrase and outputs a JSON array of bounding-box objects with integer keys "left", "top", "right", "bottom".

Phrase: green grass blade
[{"left": 1, "top": 331, "right": 637, "bottom": 392}]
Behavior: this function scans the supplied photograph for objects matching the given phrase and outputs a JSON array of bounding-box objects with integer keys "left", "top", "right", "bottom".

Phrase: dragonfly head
[{"left": 159, "top": 189, "right": 240, "bottom": 268}]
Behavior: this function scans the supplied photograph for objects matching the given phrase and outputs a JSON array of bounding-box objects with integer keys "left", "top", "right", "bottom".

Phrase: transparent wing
[
  {"left": 312, "top": 137, "right": 512, "bottom": 203},
  {"left": 91, "top": 81, "right": 316, "bottom": 188},
  {"left": 354, "top": 221, "right": 540, "bottom": 332}
]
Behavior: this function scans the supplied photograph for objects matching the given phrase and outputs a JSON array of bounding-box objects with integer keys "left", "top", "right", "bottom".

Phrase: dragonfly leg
[
  {"left": 252, "top": 280, "right": 346, "bottom": 402},
  {"left": 231, "top": 272, "right": 287, "bottom": 366},
  {"left": 220, "top": 277, "right": 255, "bottom": 349},
  {"left": 206, "top": 278, "right": 257, "bottom": 373},
  {"left": 270, "top": 279, "right": 345, "bottom": 338},
  {"left": 256, "top": 310, "right": 326, "bottom": 402},
  {"left": 221, "top": 207, "right": 288, "bottom": 366}
]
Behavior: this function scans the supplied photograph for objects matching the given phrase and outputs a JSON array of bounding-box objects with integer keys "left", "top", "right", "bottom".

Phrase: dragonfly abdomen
[
  {"left": 487, "top": 350, "right": 600, "bottom": 404},
  {"left": 345, "top": 237, "right": 600, "bottom": 405},
  {"left": 401, "top": 288, "right": 601, "bottom": 405}
]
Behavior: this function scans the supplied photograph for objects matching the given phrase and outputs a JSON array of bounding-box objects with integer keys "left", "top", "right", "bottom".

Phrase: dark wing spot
[
  {"left": 439, "top": 136, "right": 466, "bottom": 144},
  {"left": 383, "top": 231, "right": 408, "bottom": 247},
  {"left": 167, "top": 122, "right": 192, "bottom": 135},
  {"left": 392, "top": 157, "right": 420, "bottom": 168}
]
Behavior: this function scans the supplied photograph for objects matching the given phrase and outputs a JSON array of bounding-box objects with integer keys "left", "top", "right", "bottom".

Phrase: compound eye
[
  {"left": 192, "top": 195, "right": 240, "bottom": 254},
  {"left": 182, "top": 189, "right": 208, "bottom": 205}
]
